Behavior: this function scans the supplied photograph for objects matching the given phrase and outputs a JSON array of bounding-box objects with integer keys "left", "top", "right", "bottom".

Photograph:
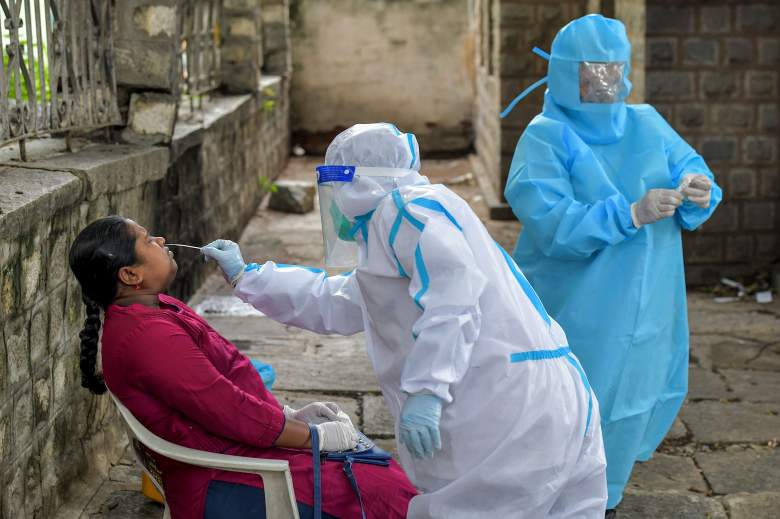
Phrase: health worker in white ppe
[{"left": 202, "top": 123, "right": 607, "bottom": 518}]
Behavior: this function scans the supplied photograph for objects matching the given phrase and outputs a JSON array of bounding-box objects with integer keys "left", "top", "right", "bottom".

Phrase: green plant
[
  {"left": 262, "top": 86, "right": 277, "bottom": 113},
  {"left": 258, "top": 175, "right": 278, "bottom": 194},
  {"left": 3, "top": 40, "right": 51, "bottom": 102}
]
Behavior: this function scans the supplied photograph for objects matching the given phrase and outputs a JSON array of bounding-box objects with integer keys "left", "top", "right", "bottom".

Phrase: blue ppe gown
[{"left": 503, "top": 15, "right": 722, "bottom": 509}]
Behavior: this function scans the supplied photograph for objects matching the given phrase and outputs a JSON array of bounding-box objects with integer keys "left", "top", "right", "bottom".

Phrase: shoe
[{"left": 605, "top": 509, "right": 617, "bottom": 519}]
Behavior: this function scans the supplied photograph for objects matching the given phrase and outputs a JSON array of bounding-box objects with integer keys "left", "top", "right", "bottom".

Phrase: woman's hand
[
  {"left": 284, "top": 402, "right": 353, "bottom": 426},
  {"left": 316, "top": 421, "right": 359, "bottom": 452}
]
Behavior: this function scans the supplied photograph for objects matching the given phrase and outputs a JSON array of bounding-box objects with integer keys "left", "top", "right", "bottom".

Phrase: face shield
[
  {"left": 579, "top": 61, "right": 627, "bottom": 104},
  {"left": 316, "top": 165, "right": 416, "bottom": 268}
]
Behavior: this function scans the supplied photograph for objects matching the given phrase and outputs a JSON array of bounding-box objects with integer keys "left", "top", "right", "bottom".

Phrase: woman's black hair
[{"left": 68, "top": 215, "right": 137, "bottom": 395}]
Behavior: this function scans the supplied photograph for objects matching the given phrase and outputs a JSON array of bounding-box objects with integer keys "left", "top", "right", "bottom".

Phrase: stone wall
[
  {"left": 289, "top": 0, "right": 475, "bottom": 155},
  {"left": 646, "top": 0, "right": 780, "bottom": 282},
  {"left": 0, "top": 80, "right": 290, "bottom": 518}
]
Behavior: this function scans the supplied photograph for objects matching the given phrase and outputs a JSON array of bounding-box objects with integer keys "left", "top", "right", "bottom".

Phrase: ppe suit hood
[
  {"left": 545, "top": 14, "right": 632, "bottom": 144},
  {"left": 324, "top": 123, "right": 429, "bottom": 219}
]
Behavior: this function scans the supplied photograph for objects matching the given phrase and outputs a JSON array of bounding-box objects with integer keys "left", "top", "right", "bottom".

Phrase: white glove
[
  {"left": 315, "top": 421, "right": 359, "bottom": 452},
  {"left": 678, "top": 174, "right": 712, "bottom": 209},
  {"left": 283, "top": 402, "right": 353, "bottom": 426},
  {"left": 631, "top": 189, "right": 683, "bottom": 227}
]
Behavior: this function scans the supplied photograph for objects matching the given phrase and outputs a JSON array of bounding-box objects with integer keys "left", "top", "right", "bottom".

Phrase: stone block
[
  {"left": 267, "top": 180, "right": 315, "bottom": 214},
  {"left": 725, "top": 234, "right": 754, "bottom": 262},
  {"left": 32, "top": 364, "right": 51, "bottom": 427},
  {"left": 647, "top": 5, "right": 694, "bottom": 34},
  {"left": 695, "top": 446, "right": 780, "bottom": 494},
  {"left": 722, "top": 369, "right": 780, "bottom": 403},
  {"left": 711, "top": 104, "right": 753, "bottom": 129},
  {"left": 683, "top": 38, "right": 718, "bottom": 66},
  {"left": 5, "top": 317, "right": 29, "bottom": 389},
  {"left": 114, "top": 39, "right": 179, "bottom": 92},
  {"left": 618, "top": 492, "right": 726, "bottom": 518},
  {"left": 627, "top": 454, "right": 708, "bottom": 494},
  {"left": 760, "top": 168, "right": 779, "bottom": 198},
  {"left": 12, "top": 388, "right": 33, "bottom": 456},
  {"left": 647, "top": 38, "right": 676, "bottom": 67},
  {"left": 682, "top": 233, "right": 723, "bottom": 263},
  {"left": 729, "top": 169, "right": 757, "bottom": 199},
  {"left": 743, "top": 137, "right": 776, "bottom": 164},
  {"left": 700, "top": 137, "right": 737, "bottom": 163},
  {"left": 362, "top": 395, "right": 395, "bottom": 437},
  {"left": 736, "top": 4, "right": 780, "bottom": 33},
  {"left": 20, "top": 144, "right": 170, "bottom": 202},
  {"left": 29, "top": 300, "right": 50, "bottom": 365},
  {"left": 701, "top": 71, "right": 741, "bottom": 99},
  {"left": 46, "top": 228, "right": 70, "bottom": 291},
  {"left": 758, "top": 37, "right": 780, "bottom": 66},
  {"left": 675, "top": 104, "right": 705, "bottom": 129},
  {"left": 688, "top": 367, "right": 729, "bottom": 400},
  {"left": 682, "top": 401, "right": 780, "bottom": 443},
  {"left": 123, "top": 93, "right": 178, "bottom": 145},
  {"left": 724, "top": 491, "right": 780, "bottom": 519},
  {"left": 748, "top": 71, "right": 778, "bottom": 99},
  {"left": 646, "top": 71, "right": 694, "bottom": 100},
  {"left": 0, "top": 167, "right": 81, "bottom": 241},
  {"left": 725, "top": 38, "right": 753, "bottom": 65},
  {"left": 0, "top": 400, "right": 11, "bottom": 466},
  {"left": 758, "top": 104, "right": 778, "bottom": 131},
  {"left": 701, "top": 5, "right": 731, "bottom": 33},
  {"left": 754, "top": 232, "right": 778, "bottom": 261}
]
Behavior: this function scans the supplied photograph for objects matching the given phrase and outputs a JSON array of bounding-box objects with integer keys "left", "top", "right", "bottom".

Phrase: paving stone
[
  {"left": 88, "top": 490, "right": 163, "bottom": 519},
  {"left": 682, "top": 401, "right": 780, "bottom": 444},
  {"left": 695, "top": 447, "right": 780, "bottom": 494},
  {"left": 268, "top": 180, "right": 316, "bottom": 214},
  {"left": 723, "top": 491, "right": 780, "bottom": 519},
  {"left": 721, "top": 369, "right": 780, "bottom": 403},
  {"left": 272, "top": 391, "right": 360, "bottom": 428},
  {"left": 688, "top": 367, "right": 730, "bottom": 400},
  {"left": 617, "top": 492, "right": 726, "bottom": 518},
  {"left": 626, "top": 454, "right": 708, "bottom": 494},
  {"left": 688, "top": 305, "right": 780, "bottom": 344},
  {"left": 362, "top": 395, "right": 396, "bottom": 437},
  {"left": 665, "top": 417, "right": 688, "bottom": 442},
  {"left": 691, "top": 335, "right": 780, "bottom": 372}
]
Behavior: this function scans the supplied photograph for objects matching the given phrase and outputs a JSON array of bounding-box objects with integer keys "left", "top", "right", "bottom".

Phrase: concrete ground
[{"left": 64, "top": 157, "right": 780, "bottom": 518}]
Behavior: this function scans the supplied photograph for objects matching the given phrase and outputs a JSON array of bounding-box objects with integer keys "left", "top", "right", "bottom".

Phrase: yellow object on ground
[{"left": 141, "top": 472, "right": 165, "bottom": 504}]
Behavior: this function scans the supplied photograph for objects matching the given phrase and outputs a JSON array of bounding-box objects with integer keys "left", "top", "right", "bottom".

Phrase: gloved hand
[
  {"left": 284, "top": 402, "right": 354, "bottom": 427},
  {"left": 399, "top": 392, "right": 443, "bottom": 459},
  {"left": 202, "top": 240, "right": 246, "bottom": 285},
  {"left": 315, "top": 420, "right": 359, "bottom": 452},
  {"left": 679, "top": 174, "right": 712, "bottom": 209},
  {"left": 630, "top": 189, "right": 683, "bottom": 227}
]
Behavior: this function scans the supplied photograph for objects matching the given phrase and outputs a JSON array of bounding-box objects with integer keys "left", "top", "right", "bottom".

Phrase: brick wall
[{"left": 646, "top": 0, "right": 780, "bottom": 283}]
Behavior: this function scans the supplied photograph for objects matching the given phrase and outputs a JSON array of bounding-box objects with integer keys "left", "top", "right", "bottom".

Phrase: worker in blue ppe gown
[
  {"left": 203, "top": 123, "right": 608, "bottom": 518},
  {"left": 501, "top": 14, "right": 722, "bottom": 515}
]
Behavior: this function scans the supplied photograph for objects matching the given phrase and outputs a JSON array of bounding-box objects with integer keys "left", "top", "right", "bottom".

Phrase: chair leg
[
  {"left": 163, "top": 504, "right": 172, "bottom": 519},
  {"left": 261, "top": 472, "right": 300, "bottom": 519}
]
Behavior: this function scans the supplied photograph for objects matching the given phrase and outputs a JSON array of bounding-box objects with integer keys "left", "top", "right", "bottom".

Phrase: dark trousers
[{"left": 204, "top": 480, "right": 340, "bottom": 519}]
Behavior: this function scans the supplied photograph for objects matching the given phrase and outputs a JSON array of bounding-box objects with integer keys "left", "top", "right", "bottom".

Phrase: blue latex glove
[
  {"left": 399, "top": 392, "right": 443, "bottom": 459},
  {"left": 202, "top": 239, "right": 246, "bottom": 284}
]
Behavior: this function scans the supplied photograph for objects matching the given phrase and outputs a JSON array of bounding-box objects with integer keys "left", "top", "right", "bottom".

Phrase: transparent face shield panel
[
  {"left": 579, "top": 61, "right": 627, "bottom": 103},
  {"left": 317, "top": 166, "right": 359, "bottom": 269}
]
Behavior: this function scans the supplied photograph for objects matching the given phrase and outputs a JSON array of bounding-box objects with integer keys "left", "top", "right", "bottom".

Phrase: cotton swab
[{"left": 166, "top": 243, "right": 203, "bottom": 250}]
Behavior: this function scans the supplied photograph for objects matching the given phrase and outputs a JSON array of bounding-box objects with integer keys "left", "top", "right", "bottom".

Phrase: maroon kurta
[{"left": 101, "top": 294, "right": 416, "bottom": 519}]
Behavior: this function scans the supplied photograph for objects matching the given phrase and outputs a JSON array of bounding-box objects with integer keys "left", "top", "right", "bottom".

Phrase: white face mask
[{"left": 579, "top": 61, "right": 627, "bottom": 104}]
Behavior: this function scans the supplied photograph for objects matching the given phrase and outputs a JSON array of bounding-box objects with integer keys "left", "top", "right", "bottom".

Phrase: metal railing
[
  {"left": 0, "top": 0, "right": 120, "bottom": 159},
  {"left": 179, "top": 0, "right": 222, "bottom": 113}
]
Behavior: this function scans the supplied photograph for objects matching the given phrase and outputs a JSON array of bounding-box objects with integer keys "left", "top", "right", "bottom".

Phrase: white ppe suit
[{"left": 233, "top": 124, "right": 607, "bottom": 518}]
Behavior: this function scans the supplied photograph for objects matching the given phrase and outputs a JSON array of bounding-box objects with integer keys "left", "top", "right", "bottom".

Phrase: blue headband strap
[
  {"left": 532, "top": 47, "right": 551, "bottom": 60},
  {"left": 499, "top": 77, "right": 548, "bottom": 119}
]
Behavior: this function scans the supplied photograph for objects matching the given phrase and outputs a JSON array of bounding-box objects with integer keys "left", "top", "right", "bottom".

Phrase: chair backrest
[{"left": 109, "top": 393, "right": 300, "bottom": 519}]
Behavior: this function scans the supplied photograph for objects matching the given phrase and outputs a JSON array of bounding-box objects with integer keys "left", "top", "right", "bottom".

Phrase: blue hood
[{"left": 544, "top": 14, "right": 632, "bottom": 144}]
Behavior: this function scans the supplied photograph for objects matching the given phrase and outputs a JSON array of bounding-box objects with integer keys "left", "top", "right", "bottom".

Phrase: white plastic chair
[{"left": 110, "top": 393, "right": 300, "bottom": 519}]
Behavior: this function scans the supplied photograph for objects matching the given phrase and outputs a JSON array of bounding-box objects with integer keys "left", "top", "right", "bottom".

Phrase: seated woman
[{"left": 68, "top": 215, "right": 417, "bottom": 519}]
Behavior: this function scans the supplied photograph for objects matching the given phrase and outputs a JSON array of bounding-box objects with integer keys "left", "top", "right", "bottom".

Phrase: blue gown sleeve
[
  {"left": 504, "top": 122, "right": 638, "bottom": 260},
  {"left": 651, "top": 110, "right": 723, "bottom": 231}
]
